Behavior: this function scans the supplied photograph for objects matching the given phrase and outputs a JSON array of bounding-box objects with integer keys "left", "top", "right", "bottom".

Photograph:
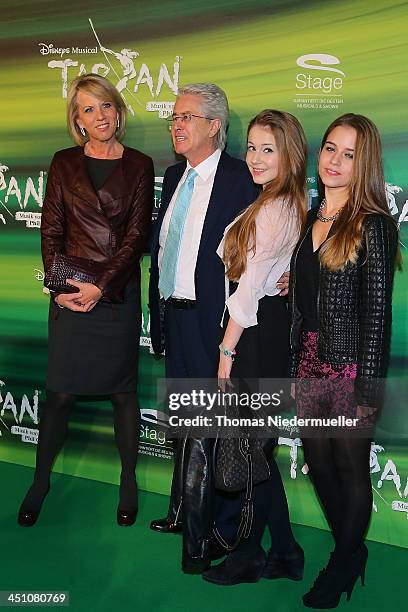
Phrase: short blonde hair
[{"left": 67, "top": 74, "right": 127, "bottom": 145}]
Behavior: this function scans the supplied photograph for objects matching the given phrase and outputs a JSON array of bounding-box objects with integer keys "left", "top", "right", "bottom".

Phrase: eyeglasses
[{"left": 166, "top": 113, "right": 214, "bottom": 129}]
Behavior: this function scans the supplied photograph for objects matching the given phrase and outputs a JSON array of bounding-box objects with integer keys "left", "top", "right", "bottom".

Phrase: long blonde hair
[
  {"left": 223, "top": 110, "right": 307, "bottom": 281},
  {"left": 318, "top": 113, "right": 400, "bottom": 270}
]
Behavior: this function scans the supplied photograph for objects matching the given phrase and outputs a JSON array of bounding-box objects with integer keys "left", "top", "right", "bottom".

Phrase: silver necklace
[{"left": 317, "top": 199, "right": 343, "bottom": 223}]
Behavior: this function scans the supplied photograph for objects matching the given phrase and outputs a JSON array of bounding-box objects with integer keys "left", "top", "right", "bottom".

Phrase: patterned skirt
[{"left": 295, "top": 331, "right": 373, "bottom": 433}]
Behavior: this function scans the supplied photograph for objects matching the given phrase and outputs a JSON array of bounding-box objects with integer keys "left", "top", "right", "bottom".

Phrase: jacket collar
[
  {"left": 152, "top": 151, "right": 229, "bottom": 261},
  {"left": 306, "top": 205, "right": 319, "bottom": 226},
  {"left": 158, "top": 162, "right": 185, "bottom": 220},
  {"left": 69, "top": 146, "right": 128, "bottom": 211},
  {"left": 197, "top": 151, "right": 235, "bottom": 255}
]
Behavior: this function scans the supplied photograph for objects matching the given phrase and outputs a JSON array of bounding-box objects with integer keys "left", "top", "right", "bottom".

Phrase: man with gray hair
[{"left": 149, "top": 83, "right": 259, "bottom": 573}]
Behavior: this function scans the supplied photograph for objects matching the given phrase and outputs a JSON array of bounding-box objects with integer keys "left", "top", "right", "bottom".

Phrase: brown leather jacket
[{"left": 41, "top": 145, "right": 154, "bottom": 302}]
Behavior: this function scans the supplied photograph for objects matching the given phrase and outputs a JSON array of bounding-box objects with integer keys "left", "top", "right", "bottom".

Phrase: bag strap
[{"left": 212, "top": 438, "right": 255, "bottom": 551}]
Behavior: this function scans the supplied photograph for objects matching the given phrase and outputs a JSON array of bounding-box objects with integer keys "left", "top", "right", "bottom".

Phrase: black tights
[
  {"left": 111, "top": 392, "right": 140, "bottom": 510},
  {"left": 302, "top": 437, "right": 372, "bottom": 563},
  {"left": 21, "top": 391, "right": 140, "bottom": 512}
]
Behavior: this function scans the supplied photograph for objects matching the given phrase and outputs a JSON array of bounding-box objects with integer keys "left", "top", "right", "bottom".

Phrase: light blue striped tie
[{"left": 159, "top": 168, "right": 198, "bottom": 300}]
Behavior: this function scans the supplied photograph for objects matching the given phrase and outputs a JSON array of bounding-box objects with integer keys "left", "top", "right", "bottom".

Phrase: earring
[
  {"left": 116, "top": 116, "right": 120, "bottom": 130},
  {"left": 80, "top": 127, "right": 86, "bottom": 136}
]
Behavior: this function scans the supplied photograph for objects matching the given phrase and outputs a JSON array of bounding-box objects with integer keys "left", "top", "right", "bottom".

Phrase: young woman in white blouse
[{"left": 203, "top": 110, "right": 307, "bottom": 585}]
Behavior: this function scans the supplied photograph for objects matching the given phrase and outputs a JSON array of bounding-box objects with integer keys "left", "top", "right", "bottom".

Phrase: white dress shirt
[
  {"left": 159, "top": 148, "right": 222, "bottom": 299},
  {"left": 217, "top": 198, "right": 300, "bottom": 328}
]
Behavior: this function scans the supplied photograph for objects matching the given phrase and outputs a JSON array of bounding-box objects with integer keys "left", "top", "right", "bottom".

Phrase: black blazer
[
  {"left": 149, "top": 151, "right": 259, "bottom": 361},
  {"left": 289, "top": 206, "right": 398, "bottom": 406}
]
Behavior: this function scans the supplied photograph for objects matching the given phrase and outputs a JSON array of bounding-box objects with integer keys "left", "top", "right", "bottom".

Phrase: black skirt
[
  {"left": 231, "top": 294, "right": 290, "bottom": 379},
  {"left": 46, "top": 280, "right": 141, "bottom": 395}
]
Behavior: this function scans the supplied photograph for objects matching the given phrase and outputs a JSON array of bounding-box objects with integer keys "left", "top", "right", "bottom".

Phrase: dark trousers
[{"left": 164, "top": 302, "right": 218, "bottom": 559}]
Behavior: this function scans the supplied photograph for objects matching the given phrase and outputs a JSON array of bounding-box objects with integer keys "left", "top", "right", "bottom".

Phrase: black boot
[
  {"left": 182, "top": 540, "right": 211, "bottom": 574},
  {"left": 202, "top": 547, "right": 266, "bottom": 585},
  {"left": 150, "top": 517, "right": 182, "bottom": 533},
  {"left": 303, "top": 545, "right": 368, "bottom": 609},
  {"left": 181, "top": 437, "right": 213, "bottom": 574},
  {"left": 150, "top": 439, "right": 184, "bottom": 533},
  {"left": 263, "top": 541, "right": 304, "bottom": 581}
]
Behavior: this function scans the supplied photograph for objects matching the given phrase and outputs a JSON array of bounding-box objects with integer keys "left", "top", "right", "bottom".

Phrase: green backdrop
[{"left": 0, "top": 0, "right": 407, "bottom": 548}]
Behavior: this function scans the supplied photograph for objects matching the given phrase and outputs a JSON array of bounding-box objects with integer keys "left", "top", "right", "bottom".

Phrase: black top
[
  {"left": 296, "top": 228, "right": 321, "bottom": 332},
  {"left": 289, "top": 209, "right": 398, "bottom": 405},
  {"left": 85, "top": 156, "right": 120, "bottom": 192}
]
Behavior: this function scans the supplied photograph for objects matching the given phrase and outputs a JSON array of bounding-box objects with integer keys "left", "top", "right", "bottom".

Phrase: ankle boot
[
  {"left": 303, "top": 545, "right": 368, "bottom": 609},
  {"left": 202, "top": 547, "right": 266, "bottom": 585},
  {"left": 263, "top": 541, "right": 304, "bottom": 580}
]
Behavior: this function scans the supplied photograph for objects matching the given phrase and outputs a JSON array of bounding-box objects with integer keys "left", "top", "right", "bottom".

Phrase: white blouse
[{"left": 217, "top": 198, "right": 300, "bottom": 328}]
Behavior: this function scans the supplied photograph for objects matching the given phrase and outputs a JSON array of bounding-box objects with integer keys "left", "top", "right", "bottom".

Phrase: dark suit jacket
[
  {"left": 41, "top": 145, "right": 154, "bottom": 301},
  {"left": 149, "top": 151, "right": 259, "bottom": 360}
]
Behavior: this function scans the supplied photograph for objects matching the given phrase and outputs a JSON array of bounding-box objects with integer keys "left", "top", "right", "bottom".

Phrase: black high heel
[
  {"left": 117, "top": 474, "right": 138, "bottom": 526},
  {"left": 117, "top": 507, "right": 137, "bottom": 527},
  {"left": 303, "top": 545, "right": 368, "bottom": 609},
  {"left": 17, "top": 484, "right": 50, "bottom": 527},
  {"left": 18, "top": 508, "right": 41, "bottom": 527},
  {"left": 345, "top": 545, "right": 367, "bottom": 600}
]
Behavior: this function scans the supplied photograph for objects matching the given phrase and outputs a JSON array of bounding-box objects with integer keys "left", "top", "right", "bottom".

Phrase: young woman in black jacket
[{"left": 289, "top": 113, "right": 399, "bottom": 608}]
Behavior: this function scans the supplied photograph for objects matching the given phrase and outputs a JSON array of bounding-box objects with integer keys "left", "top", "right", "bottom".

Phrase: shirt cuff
[{"left": 226, "top": 293, "right": 258, "bottom": 328}]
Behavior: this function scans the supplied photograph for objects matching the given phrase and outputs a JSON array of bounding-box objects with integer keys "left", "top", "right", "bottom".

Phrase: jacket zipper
[
  {"left": 316, "top": 268, "right": 321, "bottom": 332},
  {"left": 290, "top": 225, "right": 311, "bottom": 352},
  {"left": 109, "top": 230, "right": 113, "bottom": 258}
]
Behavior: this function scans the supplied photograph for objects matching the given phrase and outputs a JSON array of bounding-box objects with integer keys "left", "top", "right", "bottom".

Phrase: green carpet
[{"left": 1, "top": 462, "right": 404, "bottom": 611}]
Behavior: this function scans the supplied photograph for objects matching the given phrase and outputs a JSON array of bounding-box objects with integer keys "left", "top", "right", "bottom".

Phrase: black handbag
[
  {"left": 45, "top": 252, "right": 105, "bottom": 294},
  {"left": 214, "top": 436, "right": 270, "bottom": 492},
  {"left": 213, "top": 432, "right": 270, "bottom": 552}
]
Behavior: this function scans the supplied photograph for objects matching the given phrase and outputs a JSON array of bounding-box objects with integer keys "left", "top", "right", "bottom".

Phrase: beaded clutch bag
[{"left": 44, "top": 252, "right": 105, "bottom": 294}]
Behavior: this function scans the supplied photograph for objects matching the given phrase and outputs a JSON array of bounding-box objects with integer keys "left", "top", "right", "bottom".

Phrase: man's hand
[{"left": 276, "top": 271, "right": 289, "bottom": 296}]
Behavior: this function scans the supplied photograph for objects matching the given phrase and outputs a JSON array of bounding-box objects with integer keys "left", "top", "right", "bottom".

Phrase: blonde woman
[
  {"left": 203, "top": 110, "right": 307, "bottom": 585},
  {"left": 18, "top": 74, "right": 154, "bottom": 528}
]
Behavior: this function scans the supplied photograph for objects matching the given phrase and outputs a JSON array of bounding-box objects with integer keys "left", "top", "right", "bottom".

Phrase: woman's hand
[
  {"left": 356, "top": 405, "right": 377, "bottom": 419},
  {"left": 55, "top": 292, "right": 87, "bottom": 312},
  {"left": 218, "top": 319, "right": 242, "bottom": 391},
  {"left": 276, "top": 271, "right": 290, "bottom": 296},
  {"left": 64, "top": 280, "right": 102, "bottom": 312},
  {"left": 218, "top": 353, "right": 234, "bottom": 392}
]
